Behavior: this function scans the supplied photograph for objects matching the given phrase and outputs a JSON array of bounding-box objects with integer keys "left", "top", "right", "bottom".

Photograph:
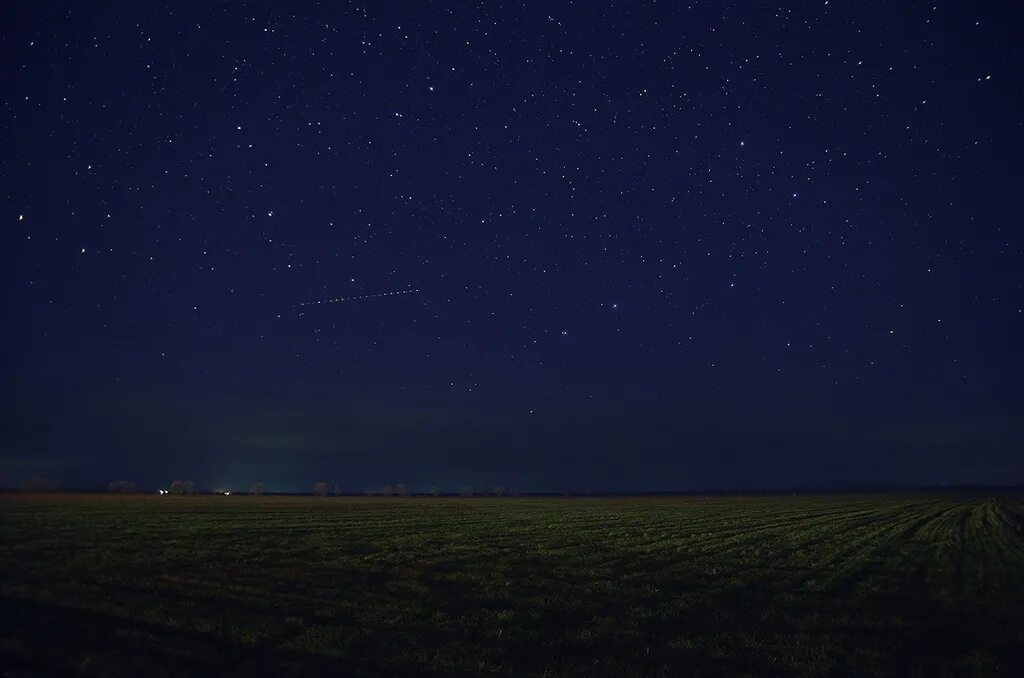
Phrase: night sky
[{"left": 2, "top": 2, "right": 1022, "bottom": 493}]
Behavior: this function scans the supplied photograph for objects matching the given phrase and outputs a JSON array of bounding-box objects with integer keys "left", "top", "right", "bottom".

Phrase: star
[{"left": 3, "top": 0, "right": 1016, "bottom": 502}]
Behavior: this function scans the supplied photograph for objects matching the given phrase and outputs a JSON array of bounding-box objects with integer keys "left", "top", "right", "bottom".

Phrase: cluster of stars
[{"left": 5, "top": 1, "right": 1016, "bottom": 414}]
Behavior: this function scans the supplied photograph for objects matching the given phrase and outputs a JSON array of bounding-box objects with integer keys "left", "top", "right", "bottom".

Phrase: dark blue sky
[{"left": 2, "top": 2, "right": 1021, "bottom": 492}]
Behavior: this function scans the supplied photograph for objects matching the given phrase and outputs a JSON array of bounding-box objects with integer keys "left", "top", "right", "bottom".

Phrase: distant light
[
  {"left": 157, "top": 489, "right": 168, "bottom": 495},
  {"left": 223, "top": 491, "right": 231, "bottom": 496}
]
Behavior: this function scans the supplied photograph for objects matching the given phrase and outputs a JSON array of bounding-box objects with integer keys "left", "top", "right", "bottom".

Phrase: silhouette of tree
[
  {"left": 313, "top": 481, "right": 329, "bottom": 496},
  {"left": 21, "top": 477, "right": 58, "bottom": 492},
  {"left": 380, "top": 484, "right": 393, "bottom": 497},
  {"left": 493, "top": 485, "right": 505, "bottom": 497},
  {"left": 169, "top": 480, "right": 184, "bottom": 495},
  {"left": 182, "top": 480, "right": 197, "bottom": 495},
  {"left": 460, "top": 486, "right": 474, "bottom": 498},
  {"left": 395, "top": 483, "right": 409, "bottom": 497},
  {"left": 250, "top": 481, "right": 264, "bottom": 496}
]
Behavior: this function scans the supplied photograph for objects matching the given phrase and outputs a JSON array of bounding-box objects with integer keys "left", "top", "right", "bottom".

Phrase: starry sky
[{"left": 2, "top": 2, "right": 1022, "bottom": 493}]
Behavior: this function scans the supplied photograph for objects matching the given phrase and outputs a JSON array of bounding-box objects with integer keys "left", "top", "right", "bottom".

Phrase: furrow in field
[{"left": 797, "top": 500, "right": 960, "bottom": 595}]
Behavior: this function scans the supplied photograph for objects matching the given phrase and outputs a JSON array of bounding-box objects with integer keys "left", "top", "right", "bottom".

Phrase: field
[{"left": 2, "top": 493, "right": 1023, "bottom": 676}]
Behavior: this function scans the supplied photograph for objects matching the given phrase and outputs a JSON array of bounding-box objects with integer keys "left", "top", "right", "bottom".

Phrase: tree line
[
  {"left": 91, "top": 480, "right": 523, "bottom": 496},
  {"left": 354, "top": 484, "right": 521, "bottom": 497},
  {"left": 11, "top": 479, "right": 522, "bottom": 496}
]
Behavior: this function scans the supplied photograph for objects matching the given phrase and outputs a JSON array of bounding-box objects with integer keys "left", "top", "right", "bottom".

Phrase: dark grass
[{"left": 2, "top": 493, "right": 1023, "bottom": 676}]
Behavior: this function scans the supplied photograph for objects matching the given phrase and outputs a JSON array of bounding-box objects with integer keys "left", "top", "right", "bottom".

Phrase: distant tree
[
  {"left": 169, "top": 480, "right": 185, "bottom": 495},
  {"left": 313, "top": 481, "right": 329, "bottom": 496},
  {"left": 508, "top": 487, "right": 520, "bottom": 497},
  {"left": 364, "top": 487, "right": 375, "bottom": 496},
  {"left": 429, "top": 486, "right": 444, "bottom": 497},
  {"left": 459, "top": 486, "right": 474, "bottom": 498},
  {"left": 250, "top": 481, "right": 264, "bottom": 496},
  {"left": 108, "top": 480, "right": 137, "bottom": 493},
  {"left": 333, "top": 484, "right": 341, "bottom": 496},
  {"left": 395, "top": 483, "right": 409, "bottom": 497},
  {"left": 380, "top": 484, "right": 393, "bottom": 497},
  {"left": 21, "top": 477, "right": 58, "bottom": 492},
  {"left": 182, "top": 480, "right": 197, "bottom": 495},
  {"left": 492, "top": 485, "right": 505, "bottom": 497}
]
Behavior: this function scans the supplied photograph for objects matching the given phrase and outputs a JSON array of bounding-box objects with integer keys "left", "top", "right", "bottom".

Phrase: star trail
[{"left": 298, "top": 288, "right": 420, "bottom": 308}]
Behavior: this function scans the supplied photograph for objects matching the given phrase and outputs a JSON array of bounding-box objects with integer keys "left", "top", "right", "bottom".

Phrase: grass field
[{"left": 2, "top": 493, "right": 1023, "bottom": 676}]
